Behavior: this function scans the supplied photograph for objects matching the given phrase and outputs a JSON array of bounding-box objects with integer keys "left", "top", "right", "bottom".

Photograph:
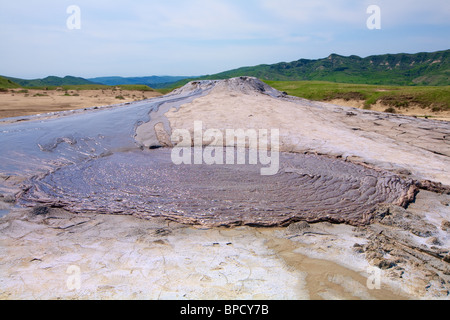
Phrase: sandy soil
[
  {"left": 0, "top": 88, "right": 162, "bottom": 119},
  {"left": 1, "top": 88, "right": 447, "bottom": 122}
]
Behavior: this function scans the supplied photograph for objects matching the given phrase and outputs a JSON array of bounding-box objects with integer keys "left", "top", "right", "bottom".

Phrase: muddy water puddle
[
  {"left": 20, "top": 148, "right": 415, "bottom": 227},
  {"left": 261, "top": 232, "right": 409, "bottom": 300}
]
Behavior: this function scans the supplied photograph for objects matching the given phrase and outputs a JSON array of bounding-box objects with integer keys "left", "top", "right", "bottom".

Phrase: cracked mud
[{"left": 19, "top": 149, "right": 416, "bottom": 227}]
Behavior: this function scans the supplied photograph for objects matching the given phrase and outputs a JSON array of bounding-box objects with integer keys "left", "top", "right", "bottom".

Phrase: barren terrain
[
  {"left": 1, "top": 78, "right": 449, "bottom": 300},
  {"left": 0, "top": 88, "right": 161, "bottom": 119}
]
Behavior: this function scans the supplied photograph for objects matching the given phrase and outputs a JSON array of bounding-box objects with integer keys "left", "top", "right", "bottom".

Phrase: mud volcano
[
  {"left": 2, "top": 77, "right": 449, "bottom": 300},
  {"left": 3, "top": 77, "right": 444, "bottom": 228},
  {"left": 20, "top": 148, "right": 416, "bottom": 227}
]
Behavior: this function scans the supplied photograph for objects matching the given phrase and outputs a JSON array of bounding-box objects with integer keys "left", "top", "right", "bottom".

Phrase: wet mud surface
[{"left": 19, "top": 148, "right": 416, "bottom": 227}]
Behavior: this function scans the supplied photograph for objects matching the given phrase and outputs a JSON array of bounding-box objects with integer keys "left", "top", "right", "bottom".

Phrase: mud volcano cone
[{"left": 2, "top": 77, "right": 440, "bottom": 227}]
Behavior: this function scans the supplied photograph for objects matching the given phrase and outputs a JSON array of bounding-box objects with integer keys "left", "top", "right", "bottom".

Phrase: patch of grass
[
  {"left": 323, "top": 91, "right": 367, "bottom": 101},
  {"left": 10, "top": 82, "right": 175, "bottom": 95},
  {"left": 264, "top": 80, "right": 450, "bottom": 111},
  {"left": 115, "top": 95, "right": 125, "bottom": 100},
  {"left": 432, "top": 105, "right": 445, "bottom": 112},
  {"left": 20, "top": 84, "right": 158, "bottom": 92},
  {"left": 154, "top": 87, "right": 177, "bottom": 95},
  {"left": 0, "top": 76, "right": 21, "bottom": 89},
  {"left": 378, "top": 95, "right": 416, "bottom": 108},
  {"left": 116, "top": 84, "right": 154, "bottom": 91}
]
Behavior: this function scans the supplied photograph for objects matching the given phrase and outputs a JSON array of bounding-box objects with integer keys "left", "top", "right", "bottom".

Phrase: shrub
[
  {"left": 384, "top": 107, "right": 397, "bottom": 114},
  {"left": 431, "top": 105, "right": 444, "bottom": 112}
]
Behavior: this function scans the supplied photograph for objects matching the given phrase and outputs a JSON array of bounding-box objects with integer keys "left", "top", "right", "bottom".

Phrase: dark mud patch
[{"left": 19, "top": 149, "right": 416, "bottom": 227}]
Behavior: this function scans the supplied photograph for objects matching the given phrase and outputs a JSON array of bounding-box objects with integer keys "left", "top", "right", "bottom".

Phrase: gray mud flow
[
  {"left": 0, "top": 81, "right": 213, "bottom": 195},
  {"left": 19, "top": 148, "right": 416, "bottom": 227}
]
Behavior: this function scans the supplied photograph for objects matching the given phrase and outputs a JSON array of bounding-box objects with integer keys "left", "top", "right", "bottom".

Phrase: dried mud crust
[
  {"left": 19, "top": 148, "right": 416, "bottom": 227},
  {"left": 282, "top": 190, "right": 450, "bottom": 298},
  {"left": 362, "top": 200, "right": 450, "bottom": 298}
]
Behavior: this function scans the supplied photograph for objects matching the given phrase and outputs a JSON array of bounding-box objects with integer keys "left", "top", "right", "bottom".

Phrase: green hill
[
  {"left": 264, "top": 80, "right": 449, "bottom": 112},
  {"left": 0, "top": 76, "right": 20, "bottom": 89},
  {"left": 198, "top": 50, "right": 450, "bottom": 86},
  {"left": 88, "top": 76, "right": 192, "bottom": 89},
  {"left": 2, "top": 75, "right": 97, "bottom": 87}
]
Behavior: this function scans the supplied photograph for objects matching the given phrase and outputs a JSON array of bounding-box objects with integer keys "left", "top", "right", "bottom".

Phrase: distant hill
[
  {"left": 2, "top": 75, "right": 97, "bottom": 87},
  {"left": 88, "top": 76, "right": 193, "bottom": 89},
  {"left": 0, "top": 74, "right": 192, "bottom": 90},
  {"left": 198, "top": 50, "right": 450, "bottom": 86},
  {"left": 3, "top": 50, "right": 448, "bottom": 89},
  {"left": 0, "top": 76, "right": 20, "bottom": 89}
]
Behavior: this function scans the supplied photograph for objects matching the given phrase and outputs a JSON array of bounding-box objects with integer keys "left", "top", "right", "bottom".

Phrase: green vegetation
[
  {"left": 0, "top": 79, "right": 162, "bottom": 93},
  {"left": 1, "top": 75, "right": 188, "bottom": 90},
  {"left": 264, "top": 80, "right": 450, "bottom": 111},
  {"left": 22, "top": 84, "right": 110, "bottom": 91},
  {"left": 57, "top": 84, "right": 109, "bottom": 90},
  {"left": 88, "top": 76, "right": 191, "bottom": 89},
  {"left": 31, "top": 84, "right": 155, "bottom": 91},
  {"left": 1, "top": 49, "right": 448, "bottom": 107},
  {"left": 0, "top": 76, "right": 20, "bottom": 89},
  {"left": 0, "top": 75, "right": 158, "bottom": 93},
  {"left": 115, "top": 84, "right": 154, "bottom": 91},
  {"left": 154, "top": 87, "right": 177, "bottom": 95},
  {"left": 2, "top": 75, "right": 96, "bottom": 87},
  {"left": 199, "top": 50, "right": 450, "bottom": 86}
]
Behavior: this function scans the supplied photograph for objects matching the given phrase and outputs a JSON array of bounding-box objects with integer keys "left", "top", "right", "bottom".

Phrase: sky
[{"left": 0, "top": 0, "right": 449, "bottom": 79}]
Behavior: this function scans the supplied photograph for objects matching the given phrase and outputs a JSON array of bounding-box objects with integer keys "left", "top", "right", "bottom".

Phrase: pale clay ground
[{"left": 1, "top": 79, "right": 449, "bottom": 300}]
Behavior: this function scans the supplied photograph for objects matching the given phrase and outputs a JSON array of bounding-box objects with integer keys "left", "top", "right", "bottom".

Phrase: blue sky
[{"left": 0, "top": 0, "right": 449, "bottom": 79}]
